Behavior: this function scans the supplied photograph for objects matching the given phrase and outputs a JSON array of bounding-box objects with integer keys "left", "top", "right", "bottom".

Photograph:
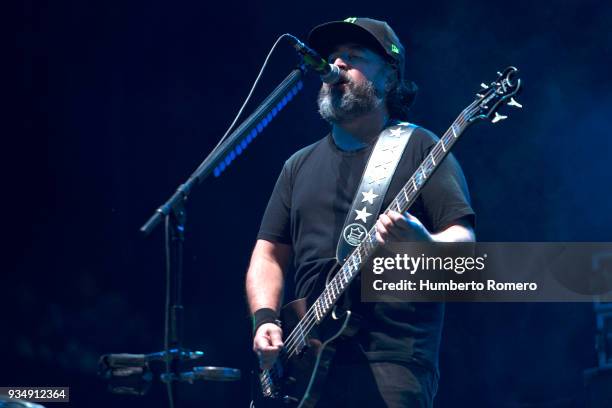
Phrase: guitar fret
[
  {"left": 421, "top": 166, "right": 428, "bottom": 180},
  {"left": 361, "top": 241, "right": 368, "bottom": 257},
  {"left": 446, "top": 132, "right": 454, "bottom": 146},
  {"left": 369, "top": 231, "right": 376, "bottom": 249},
  {"left": 430, "top": 153, "right": 436, "bottom": 166},
  {"left": 397, "top": 193, "right": 405, "bottom": 208}
]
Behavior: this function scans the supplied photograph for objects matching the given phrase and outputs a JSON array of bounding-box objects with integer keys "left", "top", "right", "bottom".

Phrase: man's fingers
[
  {"left": 387, "top": 210, "right": 405, "bottom": 224},
  {"left": 379, "top": 213, "right": 393, "bottom": 228},
  {"left": 376, "top": 221, "right": 389, "bottom": 242},
  {"left": 376, "top": 220, "right": 388, "bottom": 235},
  {"left": 253, "top": 324, "right": 284, "bottom": 369},
  {"left": 378, "top": 212, "right": 406, "bottom": 242},
  {"left": 257, "top": 343, "right": 281, "bottom": 369},
  {"left": 269, "top": 329, "right": 284, "bottom": 348},
  {"left": 253, "top": 336, "right": 271, "bottom": 353}
]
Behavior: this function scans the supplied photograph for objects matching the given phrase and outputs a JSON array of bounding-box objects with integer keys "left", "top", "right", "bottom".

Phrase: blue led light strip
[{"left": 213, "top": 80, "right": 304, "bottom": 177}]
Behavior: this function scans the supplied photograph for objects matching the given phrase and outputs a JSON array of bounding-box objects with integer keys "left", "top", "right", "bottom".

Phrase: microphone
[{"left": 287, "top": 34, "right": 348, "bottom": 84}]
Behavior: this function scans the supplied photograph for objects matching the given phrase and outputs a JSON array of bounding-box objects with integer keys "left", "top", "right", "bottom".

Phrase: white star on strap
[
  {"left": 354, "top": 206, "right": 372, "bottom": 223},
  {"left": 390, "top": 127, "right": 403, "bottom": 137},
  {"left": 361, "top": 189, "right": 378, "bottom": 205}
]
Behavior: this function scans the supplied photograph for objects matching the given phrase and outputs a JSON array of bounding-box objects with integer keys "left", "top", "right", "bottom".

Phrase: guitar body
[{"left": 252, "top": 265, "right": 360, "bottom": 408}]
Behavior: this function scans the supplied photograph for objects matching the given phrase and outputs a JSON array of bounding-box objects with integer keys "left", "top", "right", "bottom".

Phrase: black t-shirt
[{"left": 257, "top": 126, "right": 475, "bottom": 371}]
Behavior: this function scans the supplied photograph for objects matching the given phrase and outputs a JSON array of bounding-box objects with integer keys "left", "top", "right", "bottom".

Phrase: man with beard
[{"left": 246, "top": 18, "right": 475, "bottom": 407}]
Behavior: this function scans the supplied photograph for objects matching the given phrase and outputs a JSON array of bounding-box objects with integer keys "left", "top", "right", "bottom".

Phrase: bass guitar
[{"left": 253, "top": 66, "right": 522, "bottom": 408}]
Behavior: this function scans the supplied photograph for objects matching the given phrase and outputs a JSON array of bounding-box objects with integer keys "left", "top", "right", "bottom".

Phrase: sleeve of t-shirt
[
  {"left": 417, "top": 129, "right": 475, "bottom": 233},
  {"left": 256, "top": 162, "right": 292, "bottom": 244}
]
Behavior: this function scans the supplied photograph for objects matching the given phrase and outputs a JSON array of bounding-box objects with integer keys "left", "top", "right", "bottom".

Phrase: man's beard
[{"left": 317, "top": 78, "right": 384, "bottom": 124}]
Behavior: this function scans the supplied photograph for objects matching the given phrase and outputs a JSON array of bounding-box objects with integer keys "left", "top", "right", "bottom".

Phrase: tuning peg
[
  {"left": 507, "top": 97, "right": 523, "bottom": 108},
  {"left": 491, "top": 112, "right": 508, "bottom": 123},
  {"left": 476, "top": 93, "right": 485, "bottom": 99},
  {"left": 497, "top": 71, "right": 502, "bottom": 76},
  {"left": 480, "top": 83, "right": 489, "bottom": 89}
]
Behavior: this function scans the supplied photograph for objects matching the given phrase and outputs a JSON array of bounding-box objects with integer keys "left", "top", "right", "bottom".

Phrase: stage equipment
[{"left": 98, "top": 349, "right": 239, "bottom": 396}]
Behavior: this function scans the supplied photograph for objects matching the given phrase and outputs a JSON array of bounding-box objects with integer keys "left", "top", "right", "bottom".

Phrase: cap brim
[{"left": 307, "top": 21, "right": 388, "bottom": 61}]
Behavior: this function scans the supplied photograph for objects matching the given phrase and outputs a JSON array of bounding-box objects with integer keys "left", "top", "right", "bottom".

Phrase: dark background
[{"left": 9, "top": 0, "right": 612, "bottom": 406}]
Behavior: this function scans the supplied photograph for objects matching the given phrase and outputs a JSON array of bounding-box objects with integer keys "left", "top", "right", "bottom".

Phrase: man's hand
[
  {"left": 375, "top": 210, "right": 432, "bottom": 244},
  {"left": 253, "top": 322, "right": 284, "bottom": 370}
]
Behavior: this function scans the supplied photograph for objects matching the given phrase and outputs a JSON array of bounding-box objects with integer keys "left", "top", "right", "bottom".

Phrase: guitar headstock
[{"left": 469, "top": 66, "right": 522, "bottom": 124}]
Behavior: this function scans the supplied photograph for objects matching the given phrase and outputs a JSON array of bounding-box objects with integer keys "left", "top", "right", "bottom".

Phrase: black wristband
[{"left": 252, "top": 308, "right": 281, "bottom": 334}]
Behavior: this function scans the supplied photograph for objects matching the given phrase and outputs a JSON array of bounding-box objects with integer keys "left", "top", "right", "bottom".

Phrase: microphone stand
[{"left": 138, "top": 65, "right": 306, "bottom": 407}]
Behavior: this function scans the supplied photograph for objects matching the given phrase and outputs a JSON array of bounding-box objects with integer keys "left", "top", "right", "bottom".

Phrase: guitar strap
[{"left": 335, "top": 122, "right": 417, "bottom": 263}]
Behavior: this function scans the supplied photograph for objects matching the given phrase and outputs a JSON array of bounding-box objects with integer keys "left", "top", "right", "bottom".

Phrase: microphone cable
[{"left": 199, "top": 33, "right": 295, "bottom": 166}]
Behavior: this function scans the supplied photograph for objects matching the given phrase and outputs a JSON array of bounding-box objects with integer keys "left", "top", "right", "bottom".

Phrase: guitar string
[{"left": 277, "top": 100, "right": 483, "bottom": 360}]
